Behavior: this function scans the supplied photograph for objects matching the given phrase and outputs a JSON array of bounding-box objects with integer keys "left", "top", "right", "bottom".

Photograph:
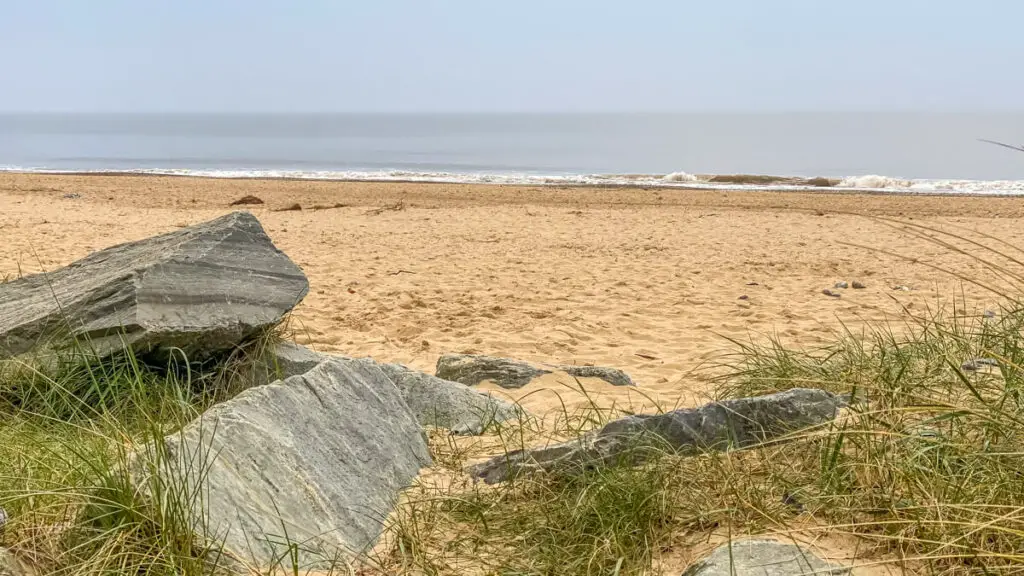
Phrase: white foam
[
  {"left": 2, "top": 166, "right": 1024, "bottom": 195},
  {"left": 838, "top": 175, "right": 913, "bottom": 189},
  {"left": 663, "top": 171, "right": 698, "bottom": 182},
  {"left": 834, "top": 174, "right": 1024, "bottom": 194}
]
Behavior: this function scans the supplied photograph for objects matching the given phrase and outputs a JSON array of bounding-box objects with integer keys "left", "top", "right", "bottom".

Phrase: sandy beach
[
  {"left": 6, "top": 4, "right": 1022, "bottom": 571},
  {"left": 1, "top": 173, "right": 1019, "bottom": 417},
  {"left": 4, "top": 173, "right": 1024, "bottom": 573}
]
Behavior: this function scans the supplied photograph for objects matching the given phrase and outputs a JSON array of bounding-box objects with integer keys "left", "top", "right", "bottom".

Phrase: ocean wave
[
  {"left": 2, "top": 166, "right": 1024, "bottom": 195},
  {"left": 663, "top": 171, "right": 699, "bottom": 182},
  {"left": 838, "top": 175, "right": 912, "bottom": 189}
]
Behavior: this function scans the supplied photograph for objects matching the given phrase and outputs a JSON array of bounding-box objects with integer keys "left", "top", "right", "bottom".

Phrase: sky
[{"left": 1, "top": 0, "right": 1022, "bottom": 113}]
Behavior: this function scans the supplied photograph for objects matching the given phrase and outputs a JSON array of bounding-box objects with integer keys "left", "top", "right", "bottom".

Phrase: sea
[{"left": 2, "top": 112, "right": 1024, "bottom": 194}]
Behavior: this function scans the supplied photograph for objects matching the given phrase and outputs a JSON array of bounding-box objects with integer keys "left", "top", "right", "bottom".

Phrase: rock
[
  {"left": 436, "top": 353, "right": 634, "bottom": 389},
  {"left": 379, "top": 363, "right": 523, "bottom": 435},
  {"left": 984, "top": 309, "right": 997, "bottom": 319},
  {"left": 229, "top": 195, "right": 264, "bottom": 206},
  {"left": 851, "top": 281, "right": 866, "bottom": 289},
  {"left": 833, "top": 281, "right": 849, "bottom": 289},
  {"left": 235, "top": 341, "right": 348, "bottom": 389},
  {"left": 682, "top": 540, "right": 850, "bottom": 575},
  {"left": 469, "top": 388, "right": 842, "bottom": 484},
  {"left": 821, "top": 289, "right": 841, "bottom": 298},
  {"left": 562, "top": 364, "right": 634, "bottom": 387},
  {"left": 62, "top": 192, "right": 81, "bottom": 199},
  {"left": 312, "top": 203, "right": 348, "bottom": 211},
  {"left": 252, "top": 343, "right": 521, "bottom": 435},
  {"left": 0, "top": 212, "right": 308, "bottom": 362},
  {"left": 262, "top": 341, "right": 345, "bottom": 381},
  {"left": 738, "top": 295, "right": 749, "bottom": 301},
  {"left": 133, "top": 358, "right": 431, "bottom": 570},
  {"left": 961, "top": 358, "right": 999, "bottom": 372},
  {"left": 437, "top": 354, "right": 547, "bottom": 389},
  {"left": 275, "top": 203, "right": 302, "bottom": 212}
]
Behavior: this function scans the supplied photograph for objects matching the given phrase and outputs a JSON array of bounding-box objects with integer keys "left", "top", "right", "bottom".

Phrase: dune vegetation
[{"left": 2, "top": 222, "right": 1024, "bottom": 575}]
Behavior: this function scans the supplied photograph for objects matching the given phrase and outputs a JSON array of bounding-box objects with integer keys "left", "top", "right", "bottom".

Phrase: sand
[
  {"left": 4, "top": 173, "right": 1020, "bottom": 573},
  {"left": 2, "top": 173, "right": 1021, "bottom": 419}
]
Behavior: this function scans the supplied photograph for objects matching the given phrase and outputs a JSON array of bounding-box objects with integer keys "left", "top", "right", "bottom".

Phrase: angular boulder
[
  {"left": 249, "top": 341, "right": 350, "bottom": 385},
  {"left": 469, "top": 388, "right": 842, "bottom": 484},
  {"left": 436, "top": 353, "right": 634, "bottom": 389},
  {"left": 133, "top": 358, "right": 431, "bottom": 570},
  {"left": 250, "top": 343, "right": 523, "bottom": 435},
  {"left": 682, "top": 540, "right": 850, "bottom": 575},
  {"left": 0, "top": 212, "right": 308, "bottom": 361},
  {"left": 265, "top": 340, "right": 333, "bottom": 375},
  {"left": 379, "top": 362, "right": 523, "bottom": 435}
]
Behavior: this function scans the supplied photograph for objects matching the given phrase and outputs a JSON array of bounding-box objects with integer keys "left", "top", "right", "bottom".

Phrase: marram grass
[{"left": 4, "top": 224, "right": 1024, "bottom": 574}]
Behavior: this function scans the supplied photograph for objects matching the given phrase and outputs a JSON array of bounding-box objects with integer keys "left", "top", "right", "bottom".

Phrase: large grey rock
[
  {"left": 133, "top": 358, "right": 430, "bottom": 570},
  {"left": 469, "top": 388, "right": 842, "bottom": 484},
  {"left": 682, "top": 540, "right": 850, "bottom": 575},
  {"left": 436, "top": 353, "right": 634, "bottom": 389},
  {"left": 242, "top": 341, "right": 351, "bottom": 387},
  {"left": 250, "top": 343, "right": 522, "bottom": 435},
  {"left": 0, "top": 212, "right": 308, "bottom": 361},
  {"left": 379, "top": 362, "right": 523, "bottom": 435},
  {"left": 264, "top": 341, "right": 333, "bottom": 377}
]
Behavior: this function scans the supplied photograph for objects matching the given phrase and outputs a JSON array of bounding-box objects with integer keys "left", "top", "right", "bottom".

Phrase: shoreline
[
  {"left": 4, "top": 169, "right": 1024, "bottom": 198},
  {"left": 6, "top": 172, "right": 1024, "bottom": 219}
]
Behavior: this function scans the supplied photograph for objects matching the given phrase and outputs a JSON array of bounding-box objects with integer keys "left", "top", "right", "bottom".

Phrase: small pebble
[
  {"left": 834, "top": 281, "right": 849, "bottom": 289},
  {"left": 984, "top": 310, "right": 997, "bottom": 319},
  {"left": 782, "top": 490, "right": 805, "bottom": 512},
  {"left": 738, "top": 295, "right": 749, "bottom": 300},
  {"left": 822, "top": 289, "right": 841, "bottom": 298},
  {"left": 893, "top": 285, "right": 911, "bottom": 291},
  {"left": 63, "top": 192, "right": 81, "bottom": 199},
  {"left": 852, "top": 281, "right": 866, "bottom": 289}
]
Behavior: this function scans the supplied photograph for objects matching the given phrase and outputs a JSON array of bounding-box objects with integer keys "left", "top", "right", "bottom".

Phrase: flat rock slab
[
  {"left": 436, "top": 353, "right": 634, "bottom": 389},
  {"left": 0, "top": 212, "right": 308, "bottom": 361},
  {"left": 252, "top": 343, "right": 522, "bottom": 435},
  {"left": 683, "top": 540, "right": 850, "bottom": 575},
  {"left": 244, "top": 341, "right": 351, "bottom": 387},
  {"left": 266, "top": 341, "right": 336, "bottom": 376},
  {"left": 133, "top": 358, "right": 431, "bottom": 570},
  {"left": 469, "top": 388, "right": 842, "bottom": 484},
  {"left": 379, "top": 362, "right": 523, "bottom": 435}
]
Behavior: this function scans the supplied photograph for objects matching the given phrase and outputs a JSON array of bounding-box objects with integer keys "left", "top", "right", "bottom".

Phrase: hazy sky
[{"left": 2, "top": 0, "right": 1021, "bottom": 112}]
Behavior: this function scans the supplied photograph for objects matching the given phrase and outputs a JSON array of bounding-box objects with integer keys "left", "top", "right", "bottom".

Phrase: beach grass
[
  {"left": 0, "top": 329, "right": 300, "bottom": 576},
  {"left": 369, "top": 224, "right": 1024, "bottom": 575},
  {"left": 364, "top": 299, "right": 1024, "bottom": 575},
  {"left": 0, "top": 350, "right": 214, "bottom": 575},
  {"left": 3, "top": 226, "right": 1024, "bottom": 575}
]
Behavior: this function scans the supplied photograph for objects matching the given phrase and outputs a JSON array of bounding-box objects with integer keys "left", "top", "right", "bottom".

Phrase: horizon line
[{"left": 3, "top": 109, "right": 1024, "bottom": 115}]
